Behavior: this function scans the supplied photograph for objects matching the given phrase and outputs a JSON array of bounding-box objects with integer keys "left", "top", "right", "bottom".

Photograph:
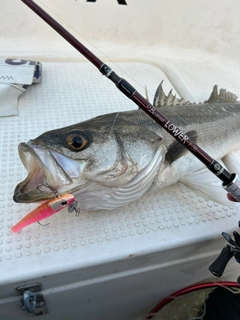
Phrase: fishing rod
[{"left": 21, "top": 0, "right": 240, "bottom": 202}]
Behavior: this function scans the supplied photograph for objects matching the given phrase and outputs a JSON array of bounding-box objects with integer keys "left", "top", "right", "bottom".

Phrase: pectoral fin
[
  {"left": 222, "top": 149, "right": 240, "bottom": 174},
  {"left": 180, "top": 161, "right": 236, "bottom": 207},
  {"left": 166, "top": 130, "right": 198, "bottom": 164}
]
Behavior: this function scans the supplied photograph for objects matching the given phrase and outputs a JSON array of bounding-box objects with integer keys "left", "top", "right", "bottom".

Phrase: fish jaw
[{"left": 13, "top": 142, "right": 84, "bottom": 203}]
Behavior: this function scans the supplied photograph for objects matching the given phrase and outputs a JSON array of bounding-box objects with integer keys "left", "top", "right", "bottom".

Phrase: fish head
[{"left": 13, "top": 115, "right": 166, "bottom": 209}]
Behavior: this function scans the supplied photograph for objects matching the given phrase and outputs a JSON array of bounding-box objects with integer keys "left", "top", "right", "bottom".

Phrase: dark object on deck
[{"left": 203, "top": 287, "right": 240, "bottom": 320}]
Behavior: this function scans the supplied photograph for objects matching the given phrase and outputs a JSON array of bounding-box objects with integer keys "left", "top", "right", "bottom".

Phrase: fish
[
  {"left": 13, "top": 83, "right": 240, "bottom": 210},
  {"left": 11, "top": 194, "right": 76, "bottom": 232}
]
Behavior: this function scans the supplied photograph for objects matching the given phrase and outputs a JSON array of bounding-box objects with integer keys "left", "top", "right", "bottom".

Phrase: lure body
[{"left": 11, "top": 194, "right": 76, "bottom": 233}]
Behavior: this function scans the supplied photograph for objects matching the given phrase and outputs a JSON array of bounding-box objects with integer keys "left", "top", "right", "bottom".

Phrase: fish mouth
[{"left": 13, "top": 142, "right": 75, "bottom": 203}]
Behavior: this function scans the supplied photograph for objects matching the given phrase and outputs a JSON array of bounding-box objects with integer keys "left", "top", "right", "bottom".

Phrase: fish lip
[
  {"left": 13, "top": 142, "right": 71, "bottom": 203},
  {"left": 13, "top": 183, "right": 54, "bottom": 203}
]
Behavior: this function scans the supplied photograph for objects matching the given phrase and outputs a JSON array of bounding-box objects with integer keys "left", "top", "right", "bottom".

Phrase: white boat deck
[{"left": 0, "top": 1, "right": 240, "bottom": 319}]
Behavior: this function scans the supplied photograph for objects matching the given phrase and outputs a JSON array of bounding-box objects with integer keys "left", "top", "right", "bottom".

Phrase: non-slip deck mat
[{"left": 0, "top": 61, "right": 239, "bottom": 288}]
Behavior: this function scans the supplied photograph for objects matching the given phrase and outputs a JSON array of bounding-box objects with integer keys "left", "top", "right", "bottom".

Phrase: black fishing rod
[{"left": 21, "top": 0, "right": 240, "bottom": 202}]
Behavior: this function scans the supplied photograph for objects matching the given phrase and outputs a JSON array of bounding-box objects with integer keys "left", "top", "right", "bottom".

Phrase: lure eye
[
  {"left": 61, "top": 201, "right": 68, "bottom": 207},
  {"left": 66, "top": 133, "right": 88, "bottom": 151}
]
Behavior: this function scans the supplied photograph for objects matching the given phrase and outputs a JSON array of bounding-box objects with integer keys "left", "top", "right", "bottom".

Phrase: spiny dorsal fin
[
  {"left": 139, "top": 85, "right": 150, "bottom": 110},
  {"left": 153, "top": 81, "right": 191, "bottom": 107},
  {"left": 145, "top": 85, "right": 149, "bottom": 102},
  {"left": 153, "top": 81, "right": 166, "bottom": 107},
  {"left": 205, "top": 85, "right": 238, "bottom": 103}
]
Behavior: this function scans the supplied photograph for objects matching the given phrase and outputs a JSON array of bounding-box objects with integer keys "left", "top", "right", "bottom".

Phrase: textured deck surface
[{"left": 0, "top": 61, "right": 240, "bottom": 287}]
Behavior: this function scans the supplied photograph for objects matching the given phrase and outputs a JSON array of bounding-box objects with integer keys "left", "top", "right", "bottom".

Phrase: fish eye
[{"left": 66, "top": 133, "right": 88, "bottom": 151}]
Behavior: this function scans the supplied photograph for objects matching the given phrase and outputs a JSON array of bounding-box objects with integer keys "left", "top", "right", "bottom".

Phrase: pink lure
[{"left": 11, "top": 194, "right": 76, "bottom": 233}]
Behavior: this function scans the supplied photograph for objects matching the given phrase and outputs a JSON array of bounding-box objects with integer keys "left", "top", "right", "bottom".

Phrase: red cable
[{"left": 146, "top": 281, "right": 239, "bottom": 319}]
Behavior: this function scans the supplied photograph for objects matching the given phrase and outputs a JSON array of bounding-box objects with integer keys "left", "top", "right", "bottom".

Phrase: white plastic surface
[
  {"left": 1, "top": 1, "right": 240, "bottom": 319},
  {"left": 0, "top": 60, "right": 240, "bottom": 319}
]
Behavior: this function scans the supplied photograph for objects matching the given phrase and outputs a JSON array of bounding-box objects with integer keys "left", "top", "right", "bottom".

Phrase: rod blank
[{"left": 21, "top": 0, "right": 238, "bottom": 194}]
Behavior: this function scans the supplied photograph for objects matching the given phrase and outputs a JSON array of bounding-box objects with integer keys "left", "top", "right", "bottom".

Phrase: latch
[{"left": 16, "top": 282, "right": 48, "bottom": 316}]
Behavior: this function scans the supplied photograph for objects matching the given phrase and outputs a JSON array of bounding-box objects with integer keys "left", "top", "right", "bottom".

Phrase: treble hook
[
  {"left": 37, "top": 182, "right": 59, "bottom": 198},
  {"left": 68, "top": 200, "right": 81, "bottom": 217},
  {"left": 38, "top": 221, "right": 50, "bottom": 227},
  {"left": 37, "top": 182, "right": 81, "bottom": 216}
]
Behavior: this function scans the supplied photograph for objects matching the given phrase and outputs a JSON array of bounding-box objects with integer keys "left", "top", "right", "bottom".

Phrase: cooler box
[{"left": 0, "top": 1, "right": 240, "bottom": 319}]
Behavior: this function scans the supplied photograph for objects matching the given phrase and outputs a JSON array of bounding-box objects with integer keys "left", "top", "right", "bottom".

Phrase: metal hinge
[{"left": 16, "top": 282, "right": 48, "bottom": 316}]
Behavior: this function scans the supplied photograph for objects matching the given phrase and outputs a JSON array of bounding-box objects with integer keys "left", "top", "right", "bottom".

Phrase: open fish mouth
[{"left": 13, "top": 142, "right": 75, "bottom": 203}]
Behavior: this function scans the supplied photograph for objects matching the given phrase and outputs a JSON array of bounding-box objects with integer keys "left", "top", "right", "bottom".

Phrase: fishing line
[
  {"left": 37, "top": 0, "right": 154, "bottom": 97},
  {"left": 36, "top": 0, "right": 194, "bottom": 129},
  {"left": 25, "top": 1, "right": 235, "bottom": 132},
  {"left": 37, "top": 1, "right": 194, "bottom": 128},
  {"left": 31, "top": 1, "right": 201, "bottom": 130},
  {"left": 35, "top": 0, "right": 240, "bottom": 165},
  {"left": 21, "top": 0, "right": 240, "bottom": 202}
]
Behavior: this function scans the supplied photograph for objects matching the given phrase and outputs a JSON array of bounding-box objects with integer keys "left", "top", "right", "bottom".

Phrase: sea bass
[{"left": 13, "top": 83, "right": 240, "bottom": 210}]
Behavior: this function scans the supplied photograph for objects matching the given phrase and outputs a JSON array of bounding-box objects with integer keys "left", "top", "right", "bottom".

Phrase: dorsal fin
[
  {"left": 153, "top": 81, "right": 191, "bottom": 107},
  {"left": 145, "top": 85, "right": 149, "bottom": 102},
  {"left": 139, "top": 85, "right": 150, "bottom": 110},
  {"left": 153, "top": 81, "right": 166, "bottom": 107},
  {"left": 205, "top": 85, "right": 238, "bottom": 103}
]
